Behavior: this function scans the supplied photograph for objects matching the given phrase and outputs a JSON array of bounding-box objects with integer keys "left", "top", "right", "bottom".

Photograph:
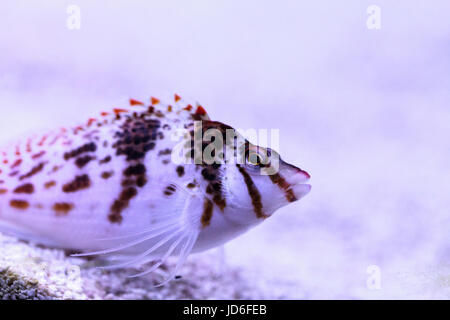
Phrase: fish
[{"left": 0, "top": 94, "right": 311, "bottom": 284}]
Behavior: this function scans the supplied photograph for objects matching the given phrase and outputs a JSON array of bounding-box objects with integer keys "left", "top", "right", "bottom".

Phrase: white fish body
[{"left": 0, "top": 95, "right": 311, "bottom": 282}]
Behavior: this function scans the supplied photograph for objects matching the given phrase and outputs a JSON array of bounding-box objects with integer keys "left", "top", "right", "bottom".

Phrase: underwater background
[{"left": 0, "top": 1, "right": 449, "bottom": 299}]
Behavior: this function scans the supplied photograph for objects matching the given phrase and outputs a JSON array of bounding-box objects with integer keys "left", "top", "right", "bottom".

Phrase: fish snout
[
  {"left": 284, "top": 163, "right": 310, "bottom": 184},
  {"left": 280, "top": 164, "right": 311, "bottom": 200}
]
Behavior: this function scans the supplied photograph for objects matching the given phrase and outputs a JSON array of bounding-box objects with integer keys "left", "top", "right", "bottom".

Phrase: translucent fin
[
  {"left": 101, "top": 230, "right": 184, "bottom": 270},
  {"left": 128, "top": 234, "right": 187, "bottom": 278},
  {"left": 154, "top": 232, "right": 198, "bottom": 287},
  {"left": 71, "top": 224, "right": 180, "bottom": 257},
  {"left": 95, "top": 219, "right": 179, "bottom": 242},
  {"left": 72, "top": 182, "right": 205, "bottom": 284}
]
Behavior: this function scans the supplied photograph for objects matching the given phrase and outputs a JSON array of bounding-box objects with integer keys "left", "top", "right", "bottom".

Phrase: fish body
[{"left": 0, "top": 95, "right": 311, "bottom": 281}]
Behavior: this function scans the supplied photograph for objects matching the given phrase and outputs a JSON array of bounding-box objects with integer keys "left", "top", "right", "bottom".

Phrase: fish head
[
  {"left": 221, "top": 143, "right": 311, "bottom": 225},
  {"left": 177, "top": 119, "right": 311, "bottom": 226}
]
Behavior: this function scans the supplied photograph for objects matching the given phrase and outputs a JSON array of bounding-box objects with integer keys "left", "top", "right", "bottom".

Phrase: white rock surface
[
  {"left": 0, "top": 233, "right": 279, "bottom": 300},
  {"left": 1, "top": 1, "right": 450, "bottom": 300}
]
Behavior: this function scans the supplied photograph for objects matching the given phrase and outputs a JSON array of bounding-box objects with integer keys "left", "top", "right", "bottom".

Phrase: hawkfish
[{"left": 0, "top": 95, "right": 311, "bottom": 284}]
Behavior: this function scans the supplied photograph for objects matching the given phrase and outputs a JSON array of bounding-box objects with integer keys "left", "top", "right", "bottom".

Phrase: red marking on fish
[
  {"left": 195, "top": 105, "right": 207, "bottom": 116},
  {"left": 113, "top": 108, "right": 129, "bottom": 115},
  {"left": 151, "top": 97, "right": 160, "bottom": 105},
  {"left": 87, "top": 118, "right": 97, "bottom": 126},
  {"left": 11, "top": 159, "right": 22, "bottom": 169},
  {"left": 129, "top": 99, "right": 144, "bottom": 106},
  {"left": 32, "top": 151, "right": 46, "bottom": 160}
]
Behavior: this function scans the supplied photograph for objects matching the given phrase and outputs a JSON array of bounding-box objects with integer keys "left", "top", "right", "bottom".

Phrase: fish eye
[{"left": 246, "top": 149, "right": 270, "bottom": 167}]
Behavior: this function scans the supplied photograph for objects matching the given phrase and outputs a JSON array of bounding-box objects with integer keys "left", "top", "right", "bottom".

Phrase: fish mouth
[
  {"left": 289, "top": 168, "right": 311, "bottom": 185},
  {"left": 286, "top": 183, "right": 311, "bottom": 203},
  {"left": 288, "top": 170, "right": 311, "bottom": 199}
]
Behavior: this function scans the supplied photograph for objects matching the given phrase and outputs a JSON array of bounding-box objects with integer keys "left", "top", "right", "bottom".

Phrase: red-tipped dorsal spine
[
  {"left": 195, "top": 105, "right": 207, "bottom": 116},
  {"left": 129, "top": 98, "right": 144, "bottom": 106},
  {"left": 184, "top": 104, "right": 193, "bottom": 111},
  {"left": 174, "top": 94, "right": 181, "bottom": 102},
  {"left": 38, "top": 136, "right": 46, "bottom": 147},
  {"left": 26, "top": 139, "right": 32, "bottom": 153},
  {"left": 87, "top": 118, "right": 97, "bottom": 127},
  {"left": 74, "top": 125, "right": 84, "bottom": 134},
  {"left": 113, "top": 108, "right": 129, "bottom": 115},
  {"left": 151, "top": 97, "right": 160, "bottom": 105}
]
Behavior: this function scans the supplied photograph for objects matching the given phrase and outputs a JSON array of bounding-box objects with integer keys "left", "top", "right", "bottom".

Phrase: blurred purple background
[{"left": 1, "top": 1, "right": 449, "bottom": 298}]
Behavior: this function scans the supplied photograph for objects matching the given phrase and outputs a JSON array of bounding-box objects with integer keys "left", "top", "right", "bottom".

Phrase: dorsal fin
[
  {"left": 171, "top": 93, "right": 211, "bottom": 121},
  {"left": 83, "top": 95, "right": 210, "bottom": 133},
  {"left": 0, "top": 94, "right": 212, "bottom": 168}
]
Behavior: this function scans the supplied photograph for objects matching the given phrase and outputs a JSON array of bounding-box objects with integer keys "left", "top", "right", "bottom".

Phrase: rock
[{"left": 0, "top": 233, "right": 268, "bottom": 300}]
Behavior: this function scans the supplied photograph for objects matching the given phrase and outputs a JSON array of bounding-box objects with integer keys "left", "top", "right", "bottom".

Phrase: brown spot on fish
[
  {"left": 64, "top": 142, "right": 97, "bottom": 160},
  {"left": 13, "top": 183, "right": 34, "bottom": 194},
  {"left": 187, "top": 182, "right": 196, "bottom": 189},
  {"left": 62, "top": 174, "right": 91, "bottom": 193},
  {"left": 237, "top": 165, "right": 267, "bottom": 219},
  {"left": 124, "top": 164, "right": 146, "bottom": 176},
  {"left": 212, "top": 194, "right": 226, "bottom": 211},
  {"left": 155, "top": 110, "right": 164, "bottom": 118},
  {"left": 11, "top": 159, "right": 22, "bottom": 169},
  {"left": 136, "top": 175, "right": 148, "bottom": 187},
  {"left": 99, "top": 155, "right": 111, "bottom": 164},
  {"left": 51, "top": 165, "right": 62, "bottom": 173},
  {"left": 108, "top": 116, "right": 162, "bottom": 223},
  {"left": 75, "top": 155, "right": 94, "bottom": 168},
  {"left": 10, "top": 200, "right": 30, "bottom": 210},
  {"left": 176, "top": 166, "right": 185, "bottom": 177},
  {"left": 119, "top": 187, "right": 137, "bottom": 201},
  {"left": 0, "top": 188, "right": 8, "bottom": 194},
  {"left": 201, "top": 198, "right": 214, "bottom": 228},
  {"left": 121, "top": 179, "right": 135, "bottom": 187},
  {"left": 44, "top": 181, "right": 56, "bottom": 189},
  {"left": 31, "top": 151, "right": 46, "bottom": 160},
  {"left": 164, "top": 185, "right": 176, "bottom": 196},
  {"left": 199, "top": 165, "right": 227, "bottom": 211},
  {"left": 113, "top": 117, "right": 160, "bottom": 161},
  {"left": 158, "top": 148, "right": 172, "bottom": 156},
  {"left": 201, "top": 168, "right": 216, "bottom": 181},
  {"left": 101, "top": 171, "right": 114, "bottom": 179},
  {"left": 53, "top": 202, "right": 74, "bottom": 216},
  {"left": 108, "top": 187, "right": 138, "bottom": 224},
  {"left": 269, "top": 173, "right": 297, "bottom": 202},
  {"left": 9, "top": 171, "right": 19, "bottom": 177},
  {"left": 19, "top": 162, "right": 46, "bottom": 180}
]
